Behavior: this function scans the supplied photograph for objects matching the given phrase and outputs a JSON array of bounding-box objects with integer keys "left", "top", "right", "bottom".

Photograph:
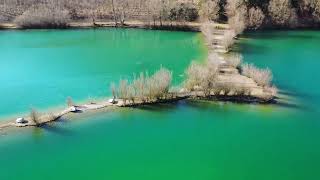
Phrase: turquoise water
[
  {"left": 1, "top": 30, "right": 320, "bottom": 180},
  {"left": 0, "top": 28, "right": 205, "bottom": 118}
]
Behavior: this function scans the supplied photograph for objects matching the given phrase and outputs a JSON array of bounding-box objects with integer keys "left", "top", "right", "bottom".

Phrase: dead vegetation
[
  {"left": 30, "top": 108, "right": 40, "bottom": 126},
  {"left": 241, "top": 63, "right": 273, "bottom": 87},
  {"left": 14, "top": 3, "right": 70, "bottom": 28},
  {"left": 1, "top": 0, "right": 320, "bottom": 29},
  {"left": 112, "top": 67, "right": 172, "bottom": 104}
]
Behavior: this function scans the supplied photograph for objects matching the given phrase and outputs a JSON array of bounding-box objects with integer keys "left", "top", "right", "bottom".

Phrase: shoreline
[
  {"left": 0, "top": 92, "right": 275, "bottom": 131},
  {"left": 0, "top": 21, "right": 203, "bottom": 32}
]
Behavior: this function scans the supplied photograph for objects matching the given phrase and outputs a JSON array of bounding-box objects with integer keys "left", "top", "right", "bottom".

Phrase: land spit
[
  {"left": 0, "top": 78, "right": 275, "bottom": 130},
  {"left": 0, "top": 22, "right": 277, "bottom": 132}
]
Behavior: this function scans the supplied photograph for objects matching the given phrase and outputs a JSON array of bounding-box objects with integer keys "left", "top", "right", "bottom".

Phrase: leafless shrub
[
  {"left": 148, "top": 67, "right": 172, "bottom": 99},
  {"left": 225, "top": 53, "right": 242, "bottom": 68},
  {"left": 241, "top": 63, "right": 273, "bottom": 87},
  {"left": 222, "top": 30, "right": 236, "bottom": 51},
  {"left": 118, "top": 79, "right": 129, "bottom": 104},
  {"left": 211, "top": 85, "right": 223, "bottom": 95},
  {"left": 264, "top": 86, "right": 278, "bottom": 96},
  {"left": 199, "top": 0, "right": 220, "bottom": 21},
  {"left": 112, "top": 67, "right": 172, "bottom": 103},
  {"left": 185, "top": 61, "right": 208, "bottom": 91},
  {"left": 226, "top": 0, "right": 247, "bottom": 35},
  {"left": 184, "top": 55, "right": 219, "bottom": 95},
  {"left": 110, "top": 82, "right": 117, "bottom": 99},
  {"left": 47, "top": 113, "right": 57, "bottom": 121},
  {"left": 219, "top": 82, "right": 234, "bottom": 95},
  {"left": 14, "top": 4, "right": 70, "bottom": 28},
  {"left": 132, "top": 72, "right": 147, "bottom": 102},
  {"left": 248, "top": 7, "right": 265, "bottom": 29},
  {"left": 233, "top": 85, "right": 250, "bottom": 96},
  {"left": 268, "top": 0, "right": 298, "bottom": 27},
  {"left": 30, "top": 108, "right": 40, "bottom": 126},
  {"left": 66, "top": 97, "right": 74, "bottom": 107},
  {"left": 299, "top": 0, "right": 320, "bottom": 22},
  {"left": 201, "top": 22, "right": 215, "bottom": 47}
]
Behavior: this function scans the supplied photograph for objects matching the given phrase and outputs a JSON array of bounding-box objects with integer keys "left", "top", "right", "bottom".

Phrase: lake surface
[
  {"left": 0, "top": 28, "right": 205, "bottom": 118},
  {"left": 1, "top": 29, "right": 320, "bottom": 180}
]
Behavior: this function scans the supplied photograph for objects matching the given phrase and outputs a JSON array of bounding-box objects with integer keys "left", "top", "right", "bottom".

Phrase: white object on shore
[
  {"left": 16, "top": 117, "right": 27, "bottom": 124},
  {"left": 69, "top": 106, "right": 77, "bottom": 112},
  {"left": 108, "top": 98, "right": 116, "bottom": 104}
]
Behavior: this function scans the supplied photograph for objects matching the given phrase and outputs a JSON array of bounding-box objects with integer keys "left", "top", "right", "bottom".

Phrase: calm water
[
  {"left": 1, "top": 30, "right": 320, "bottom": 180},
  {"left": 0, "top": 28, "right": 205, "bottom": 118}
]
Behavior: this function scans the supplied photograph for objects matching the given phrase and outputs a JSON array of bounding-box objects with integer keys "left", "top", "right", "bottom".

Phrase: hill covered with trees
[{"left": 0, "top": 0, "right": 319, "bottom": 29}]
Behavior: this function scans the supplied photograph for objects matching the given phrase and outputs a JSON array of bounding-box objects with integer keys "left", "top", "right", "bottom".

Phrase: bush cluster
[
  {"left": 112, "top": 67, "right": 172, "bottom": 104},
  {"left": 241, "top": 63, "right": 273, "bottom": 87},
  {"left": 169, "top": 3, "right": 199, "bottom": 22},
  {"left": 14, "top": 4, "right": 70, "bottom": 28}
]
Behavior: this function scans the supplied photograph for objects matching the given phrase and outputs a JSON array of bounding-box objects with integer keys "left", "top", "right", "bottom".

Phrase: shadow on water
[
  {"left": 279, "top": 89, "right": 315, "bottom": 100},
  {"left": 242, "top": 31, "right": 317, "bottom": 40},
  {"left": 233, "top": 43, "right": 269, "bottom": 55},
  {"left": 274, "top": 101, "right": 306, "bottom": 111},
  {"left": 134, "top": 101, "right": 182, "bottom": 113},
  {"left": 31, "top": 118, "right": 73, "bottom": 138}
]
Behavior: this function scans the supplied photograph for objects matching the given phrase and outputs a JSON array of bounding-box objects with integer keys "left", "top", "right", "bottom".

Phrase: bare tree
[
  {"left": 66, "top": 96, "right": 74, "bottom": 107},
  {"left": 247, "top": 7, "right": 265, "bottom": 29},
  {"left": 225, "top": 53, "right": 242, "bottom": 68},
  {"left": 112, "top": 67, "right": 172, "bottom": 103},
  {"left": 118, "top": 79, "right": 129, "bottom": 104},
  {"left": 113, "top": 0, "right": 131, "bottom": 25},
  {"left": 110, "top": 82, "right": 117, "bottom": 99},
  {"left": 184, "top": 53, "right": 219, "bottom": 96},
  {"left": 110, "top": 0, "right": 118, "bottom": 25},
  {"left": 30, "top": 108, "right": 40, "bottom": 126},
  {"left": 199, "top": 0, "right": 220, "bottom": 21},
  {"left": 226, "top": 0, "right": 247, "bottom": 35},
  {"left": 221, "top": 29, "right": 236, "bottom": 51},
  {"left": 298, "top": 0, "right": 320, "bottom": 23},
  {"left": 241, "top": 63, "right": 273, "bottom": 87},
  {"left": 268, "top": 0, "right": 298, "bottom": 27},
  {"left": 147, "top": 0, "right": 162, "bottom": 26},
  {"left": 14, "top": 3, "right": 70, "bottom": 28}
]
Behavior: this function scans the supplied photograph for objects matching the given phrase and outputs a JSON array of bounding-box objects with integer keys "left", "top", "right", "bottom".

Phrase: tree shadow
[
  {"left": 242, "top": 31, "right": 317, "bottom": 40},
  {"left": 233, "top": 43, "right": 269, "bottom": 55},
  {"left": 31, "top": 117, "right": 73, "bottom": 137},
  {"left": 134, "top": 101, "right": 182, "bottom": 113}
]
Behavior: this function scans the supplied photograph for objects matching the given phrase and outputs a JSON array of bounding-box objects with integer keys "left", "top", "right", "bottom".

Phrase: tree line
[{"left": 1, "top": 0, "right": 319, "bottom": 29}]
